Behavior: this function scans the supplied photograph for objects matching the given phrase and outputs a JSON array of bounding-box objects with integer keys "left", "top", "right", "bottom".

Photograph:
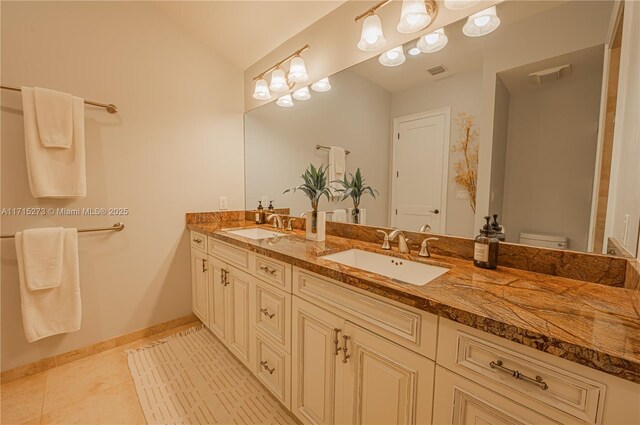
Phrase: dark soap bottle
[
  {"left": 255, "top": 201, "right": 264, "bottom": 224},
  {"left": 491, "top": 214, "right": 506, "bottom": 241},
  {"left": 474, "top": 216, "right": 499, "bottom": 269}
]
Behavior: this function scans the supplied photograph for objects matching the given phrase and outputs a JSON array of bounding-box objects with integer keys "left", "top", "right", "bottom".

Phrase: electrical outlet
[
  {"left": 219, "top": 197, "right": 228, "bottom": 210},
  {"left": 456, "top": 191, "right": 469, "bottom": 200}
]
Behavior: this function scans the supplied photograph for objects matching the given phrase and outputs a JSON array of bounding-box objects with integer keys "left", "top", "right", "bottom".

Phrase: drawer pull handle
[
  {"left": 223, "top": 269, "right": 229, "bottom": 286},
  {"left": 260, "top": 308, "right": 275, "bottom": 319},
  {"left": 259, "top": 265, "right": 277, "bottom": 275},
  {"left": 490, "top": 360, "right": 549, "bottom": 391},
  {"left": 342, "top": 335, "right": 351, "bottom": 364},
  {"left": 333, "top": 328, "right": 342, "bottom": 356},
  {"left": 193, "top": 238, "right": 202, "bottom": 244},
  {"left": 260, "top": 360, "right": 275, "bottom": 374},
  {"left": 201, "top": 259, "right": 207, "bottom": 273}
]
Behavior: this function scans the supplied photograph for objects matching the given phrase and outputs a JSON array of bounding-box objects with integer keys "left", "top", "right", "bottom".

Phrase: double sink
[{"left": 223, "top": 227, "right": 449, "bottom": 286}]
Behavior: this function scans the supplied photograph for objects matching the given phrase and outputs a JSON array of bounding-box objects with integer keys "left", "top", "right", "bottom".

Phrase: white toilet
[{"left": 519, "top": 232, "right": 568, "bottom": 250}]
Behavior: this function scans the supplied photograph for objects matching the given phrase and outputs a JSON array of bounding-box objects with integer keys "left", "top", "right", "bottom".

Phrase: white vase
[
  {"left": 305, "top": 210, "right": 326, "bottom": 242},
  {"left": 348, "top": 207, "right": 367, "bottom": 225}
]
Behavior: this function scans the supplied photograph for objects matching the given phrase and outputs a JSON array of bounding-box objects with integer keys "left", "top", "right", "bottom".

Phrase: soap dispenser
[
  {"left": 267, "top": 201, "right": 275, "bottom": 213},
  {"left": 491, "top": 214, "right": 506, "bottom": 241},
  {"left": 255, "top": 201, "right": 264, "bottom": 224},
  {"left": 474, "top": 216, "right": 499, "bottom": 269}
]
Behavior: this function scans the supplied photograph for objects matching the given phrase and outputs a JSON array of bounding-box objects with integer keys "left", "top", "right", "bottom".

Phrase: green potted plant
[
  {"left": 284, "top": 164, "right": 332, "bottom": 241},
  {"left": 333, "top": 168, "right": 379, "bottom": 224}
]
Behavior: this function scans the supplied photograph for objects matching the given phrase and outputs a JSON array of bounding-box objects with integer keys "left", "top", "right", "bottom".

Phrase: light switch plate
[{"left": 219, "top": 197, "right": 228, "bottom": 210}]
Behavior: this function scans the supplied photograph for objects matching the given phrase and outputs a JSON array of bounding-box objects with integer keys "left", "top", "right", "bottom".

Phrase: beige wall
[
  {"left": 489, "top": 76, "right": 510, "bottom": 221},
  {"left": 391, "top": 68, "right": 483, "bottom": 238},
  {"left": 499, "top": 52, "right": 604, "bottom": 250},
  {"left": 245, "top": 70, "right": 391, "bottom": 225},
  {"left": 0, "top": 1, "right": 244, "bottom": 370}
]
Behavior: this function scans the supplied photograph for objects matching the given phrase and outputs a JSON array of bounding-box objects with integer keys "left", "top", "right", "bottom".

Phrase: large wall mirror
[{"left": 245, "top": 0, "right": 639, "bottom": 258}]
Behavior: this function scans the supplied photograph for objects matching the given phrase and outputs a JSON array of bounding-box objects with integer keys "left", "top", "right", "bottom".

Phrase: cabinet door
[
  {"left": 340, "top": 322, "right": 435, "bottom": 425},
  {"left": 208, "top": 256, "right": 227, "bottom": 343},
  {"left": 292, "top": 297, "right": 345, "bottom": 425},
  {"left": 432, "top": 366, "right": 560, "bottom": 425},
  {"left": 190, "top": 249, "right": 209, "bottom": 324},
  {"left": 226, "top": 266, "right": 253, "bottom": 368}
]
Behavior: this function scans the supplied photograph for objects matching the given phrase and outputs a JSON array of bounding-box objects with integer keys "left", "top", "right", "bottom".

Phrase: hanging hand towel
[
  {"left": 22, "top": 227, "right": 64, "bottom": 290},
  {"left": 16, "top": 228, "right": 81, "bottom": 343},
  {"left": 21, "top": 87, "right": 86, "bottom": 198},
  {"left": 329, "top": 146, "right": 346, "bottom": 194},
  {"left": 33, "top": 87, "right": 74, "bottom": 148}
]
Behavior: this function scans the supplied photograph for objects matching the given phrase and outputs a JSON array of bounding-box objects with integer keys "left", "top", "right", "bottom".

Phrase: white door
[
  {"left": 226, "top": 266, "right": 253, "bottom": 368},
  {"left": 190, "top": 249, "right": 209, "bottom": 324},
  {"left": 392, "top": 109, "right": 450, "bottom": 233},
  {"left": 292, "top": 297, "right": 345, "bottom": 425},
  {"left": 340, "top": 322, "right": 435, "bottom": 425},
  {"left": 208, "top": 256, "right": 227, "bottom": 343}
]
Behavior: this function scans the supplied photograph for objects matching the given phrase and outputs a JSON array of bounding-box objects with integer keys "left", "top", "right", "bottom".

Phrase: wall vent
[{"left": 427, "top": 65, "right": 447, "bottom": 76}]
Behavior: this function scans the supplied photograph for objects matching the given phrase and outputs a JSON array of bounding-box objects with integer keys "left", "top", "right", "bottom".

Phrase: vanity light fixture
[
  {"left": 252, "top": 77, "right": 271, "bottom": 100},
  {"left": 407, "top": 46, "right": 422, "bottom": 56},
  {"left": 379, "top": 46, "right": 406, "bottom": 67},
  {"left": 355, "top": 0, "right": 391, "bottom": 51},
  {"left": 443, "top": 0, "right": 480, "bottom": 10},
  {"left": 311, "top": 77, "right": 332, "bottom": 92},
  {"left": 292, "top": 86, "right": 311, "bottom": 100},
  {"left": 463, "top": 6, "right": 500, "bottom": 37},
  {"left": 288, "top": 55, "right": 309, "bottom": 83},
  {"left": 276, "top": 94, "right": 294, "bottom": 108},
  {"left": 397, "top": 0, "right": 438, "bottom": 34},
  {"left": 252, "top": 44, "right": 310, "bottom": 101},
  {"left": 417, "top": 28, "right": 448, "bottom": 53}
]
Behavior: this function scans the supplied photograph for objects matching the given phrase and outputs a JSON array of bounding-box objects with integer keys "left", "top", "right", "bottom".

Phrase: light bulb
[
  {"left": 443, "top": 0, "right": 480, "bottom": 10},
  {"left": 269, "top": 67, "right": 289, "bottom": 92},
  {"left": 252, "top": 78, "right": 271, "bottom": 100},
  {"left": 292, "top": 86, "right": 311, "bottom": 100},
  {"left": 397, "top": 0, "right": 431, "bottom": 34},
  {"left": 463, "top": 6, "right": 500, "bottom": 37},
  {"left": 311, "top": 77, "right": 332, "bottom": 92},
  {"left": 417, "top": 28, "right": 448, "bottom": 53},
  {"left": 288, "top": 56, "right": 309, "bottom": 83},
  {"left": 379, "top": 46, "right": 406, "bottom": 67},
  {"left": 276, "top": 94, "right": 294, "bottom": 108},
  {"left": 358, "top": 14, "right": 386, "bottom": 51},
  {"left": 407, "top": 47, "right": 421, "bottom": 56}
]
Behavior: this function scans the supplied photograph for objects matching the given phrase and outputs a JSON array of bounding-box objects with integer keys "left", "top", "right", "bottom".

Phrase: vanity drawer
[
  {"left": 255, "top": 281, "right": 291, "bottom": 352},
  {"left": 254, "top": 253, "right": 292, "bottom": 292},
  {"left": 293, "top": 267, "right": 437, "bottom": 360},
  {"left": 255, "top": 334, "right": 291, "bottom": 409},
  {"left": 437, "top": 318, "right": 606, "bottom": 424},
  {"left": 190, "top": 231, "right": 207, "bottom": 253},
  {"left": 208, "top": 237, "right": 250, "bottom": 271}
]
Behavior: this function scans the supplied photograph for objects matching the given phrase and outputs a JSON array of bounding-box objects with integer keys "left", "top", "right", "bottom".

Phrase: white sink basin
[
  {"left": 224, "top": 228, "right": 286, "bottom": 240},
  {"left": 321, "top": 249, "right": 449, "bottom": 286}
]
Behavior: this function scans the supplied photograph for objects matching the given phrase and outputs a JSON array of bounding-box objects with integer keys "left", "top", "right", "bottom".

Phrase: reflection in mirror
[{"left": 245, "top": 0, "right": 639, "bottom": 257}]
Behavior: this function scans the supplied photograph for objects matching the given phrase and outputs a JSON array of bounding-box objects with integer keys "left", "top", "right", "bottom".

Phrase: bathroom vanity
[{"left": 187, "top": 217, "right": 639, "bottom": 425}]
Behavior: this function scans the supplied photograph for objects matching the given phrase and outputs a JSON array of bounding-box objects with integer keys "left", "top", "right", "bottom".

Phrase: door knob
[{"left": 430, "top": 209, "right": 440, "bottom": 214}]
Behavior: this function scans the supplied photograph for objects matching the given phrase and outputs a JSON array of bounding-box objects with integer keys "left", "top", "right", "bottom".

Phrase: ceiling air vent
[{"left": 427, "top": 65, "right": 447, "bottom": 76}]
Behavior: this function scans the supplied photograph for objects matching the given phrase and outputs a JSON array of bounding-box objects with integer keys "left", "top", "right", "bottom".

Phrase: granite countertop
[{"left": 188, "top": 220, "right": 640, "bottom": 384}]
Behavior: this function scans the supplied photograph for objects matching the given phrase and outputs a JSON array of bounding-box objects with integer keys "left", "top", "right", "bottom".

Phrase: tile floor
[{"left": 0, "top": 323, "right": 199, "bottom": 425}]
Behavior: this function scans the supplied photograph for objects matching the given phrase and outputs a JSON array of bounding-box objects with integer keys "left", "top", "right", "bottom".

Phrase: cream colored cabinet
[
  {"left": 190, "top": 248, "right": 209, "bottom": 324},
  {"left": 340, "top": 322, "right": 435, "bottom": 425},
  {"left": 207, "top": 255, "right": 254, "bottom": 369},
  {"left": 292, "top": 296, "right": 435, "bottom": 425},
  {"left": 292, "top": 297, "right": 344, "bottom": 425}
]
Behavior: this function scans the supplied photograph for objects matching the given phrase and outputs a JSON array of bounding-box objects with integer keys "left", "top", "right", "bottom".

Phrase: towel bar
[
  {"left": 1, "top": 85, "right": 118, "bottom": 114},
  {"left": 0, "top": 222, "right": 124, "bottom": 239},
  {"left": 315, "top": 145, "right": 351, "bottom": 155}
]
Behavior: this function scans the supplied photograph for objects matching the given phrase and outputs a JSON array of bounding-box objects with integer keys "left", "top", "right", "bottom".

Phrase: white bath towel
[
  {"left": 329, "top": 146, "right": 346, "bottom": 194},
  {"left": 332, "top": 209, "right": 347, "bottom": 223},
  {"left": 21, "top": 87, "right": 86, "bottom": 198},
  {"left": 33, "top": 87, "right": 74, "bottom": 148},
  {"left": 16, "top": 228, "right": 81, "bottom": 343},
  {"left": 22, "top": 227, "right": 64, "bottom": 290}
]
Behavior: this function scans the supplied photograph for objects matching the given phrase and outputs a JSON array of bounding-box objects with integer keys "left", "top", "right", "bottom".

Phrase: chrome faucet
[
  {"left": 266, "top": 214, "right": 284, "bottom": 230},
  {"left": 419, "top": 224, "right": 432, "bottom": 233},
  {"left": 286, "top": 218, "right": 296, "bottom": 231},
  {"left": 419, "top": 237, "right": 439, "bottom": 257},
  {"left": 389, "top": 229, "right": 411, "bottom": 254},
  {"left": 376, "top": 230, "right": 391, "bottom": 250}
]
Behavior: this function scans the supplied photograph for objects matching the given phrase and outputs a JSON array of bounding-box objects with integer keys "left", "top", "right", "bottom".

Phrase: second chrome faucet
[{"left": 377, "top": 229, "right": 438, "bottom": 257}]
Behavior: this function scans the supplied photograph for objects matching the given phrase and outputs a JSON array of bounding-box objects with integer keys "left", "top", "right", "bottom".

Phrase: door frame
[{"left": 390, "top": 107, "right": 451, "bottom": 232}]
